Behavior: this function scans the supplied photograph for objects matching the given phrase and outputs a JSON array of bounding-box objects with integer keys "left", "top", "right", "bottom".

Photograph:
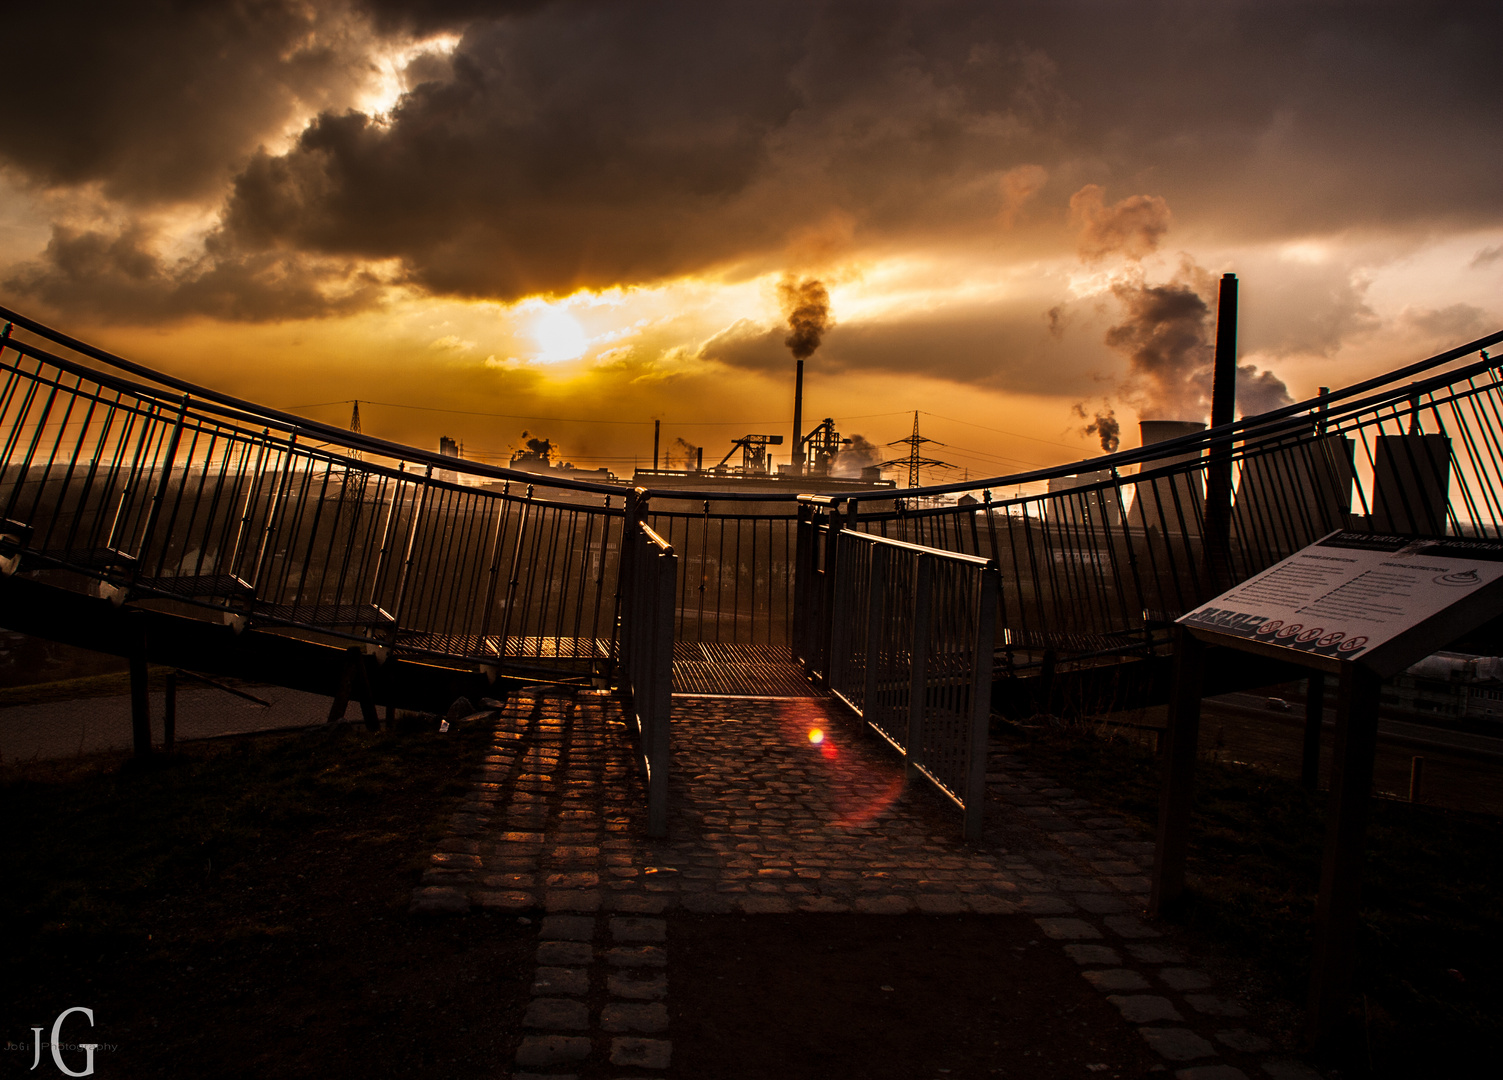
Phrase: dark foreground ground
[
  {"left": 670, "top": 913, "right": 1162, "bottom": 1079},
  {"left": 4, "top": 690, "right": 1500, "bottom": 1078}
]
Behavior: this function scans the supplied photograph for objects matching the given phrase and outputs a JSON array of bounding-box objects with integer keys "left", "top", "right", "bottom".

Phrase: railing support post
[
  {"left": 1150, "top": 626, "right": 1204, "bottom": 916},
  {"left": 963, "top": 565, "right": 1000, "bottom": 840},
  {"left": 1308, "top": 664, "right": 1382, "bottom": 1044},
  {"left": 905, "top": 553, "right": 933, "bottom": 781},
  {"left": 862, "top": 544, "right": 888, "bottom": 728}
]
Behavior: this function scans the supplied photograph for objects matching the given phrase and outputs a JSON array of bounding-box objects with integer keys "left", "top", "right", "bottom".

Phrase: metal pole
[
  {"left": 1308, "top": 664, "right": 1382, "bottom": 1043},
  {"left": 1204, "top": 274, "right": 1237, "bottom": 589},
  {"left": 1302, "top": 672, "right": 1325, "bottom": 791},
  {"left": 963, "top": 565, "right": 1000, "bottom": 840},
  {"left": 1149, "top": 626, "right": 1205, "bottom": 916},
  {"left": 906, "top": 553, "right": 933, "bottom": 781},
  {"left": 792, "top": 358, "right": 805, "bottom": 472},
  {"left": 653, "top": 420, "right": 660, "bottom": 471}
]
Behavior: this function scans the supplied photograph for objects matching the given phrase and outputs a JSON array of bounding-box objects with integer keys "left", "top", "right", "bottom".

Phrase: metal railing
[
  {"left": 843, "top": 333, "right": 1503, "bottom": 678},
  {"left": 3, "top": 299, "right": 1501, "bottom": 714},
  {"left": 0, "top": 313, "right": 626, "bottom": 683},
  {"left": 618, "top": 501, "right": 675, "bottom": 836},
  {"left": 815, "top": 522, "right": 999, "bottom": 838}
]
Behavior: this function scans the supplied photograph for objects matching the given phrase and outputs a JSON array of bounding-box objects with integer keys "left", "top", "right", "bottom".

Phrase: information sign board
[{"left": 1179, "top": 531, "right": 1503, "bottom": 676}]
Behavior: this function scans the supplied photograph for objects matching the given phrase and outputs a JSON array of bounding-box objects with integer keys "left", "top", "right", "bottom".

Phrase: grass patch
[
  {"left": 1, "top": 715, "right": 533, "bottom": 1078},
  {"left": 1008, "top": 718, "right": 1503, "bottom": 1079}
]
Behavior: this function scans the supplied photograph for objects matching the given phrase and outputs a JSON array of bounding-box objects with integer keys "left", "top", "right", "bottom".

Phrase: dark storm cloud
[
  {"left": 0, "top": 1, "right": 375, "bottom": 205},
  {"left": 4, "top": 223, "right": 383, "bottom": 321},
  {"left": 6, "top": 1, "right": 1503, "bottom": 319}
]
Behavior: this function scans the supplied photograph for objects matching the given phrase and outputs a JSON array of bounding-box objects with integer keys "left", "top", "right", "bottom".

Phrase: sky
[{"left": 2, "top": 0, "right": 1501, "bottom": 483}]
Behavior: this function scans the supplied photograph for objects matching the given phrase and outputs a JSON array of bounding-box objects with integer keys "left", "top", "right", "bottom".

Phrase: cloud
[
  {"left": 4, "top": 1, "right": 1502, "bottom": 327},
  {"left": 3, "top": 222, "right": 384, "bottom": 322},
  {"left": 0, "top": 2, "right": 378, "bottom": 206},
  {"left": 1473, "top": 245, "right": 1503, "bottom": 268},
  {"left": 1399, "top": 302, "right": 1490, "bottom": 342},
  {"left": 1069, "top": 185, "right": 1172, "bottom": 263},
  {"left": 998, "top": 164, "right": 1047, "bottom": 227}
]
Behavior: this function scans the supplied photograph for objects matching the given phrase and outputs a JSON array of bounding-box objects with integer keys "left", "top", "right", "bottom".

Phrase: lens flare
[{"left": 808, "top": 728, "right": 824, "bottom": 744}]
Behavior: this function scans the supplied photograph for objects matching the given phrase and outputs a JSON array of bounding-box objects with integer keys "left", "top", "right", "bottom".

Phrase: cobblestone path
[{"left": 413, "top": 689, "right": 1322, "bottom": 1080}]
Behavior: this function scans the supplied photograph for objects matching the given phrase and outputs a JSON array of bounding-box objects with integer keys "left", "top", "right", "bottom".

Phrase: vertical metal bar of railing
[
  {"left": 905, "top": 552, "right": 933, "bottom": 783},
  {"left": 619, "top": 517, "right": 674, "bottom": 838}
]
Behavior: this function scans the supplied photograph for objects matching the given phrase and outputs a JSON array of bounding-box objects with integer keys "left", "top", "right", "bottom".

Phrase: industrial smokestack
[
  {"left": 653, "top": 419, "right": 660, "bottom": 471},
  {"left": 780, "top": 277, "right": 831, "bottom": 473}
]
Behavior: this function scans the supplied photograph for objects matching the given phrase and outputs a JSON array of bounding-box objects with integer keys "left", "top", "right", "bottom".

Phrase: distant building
[{"left": 1383, "top": 651, "right": 1503, "bottom": 722}]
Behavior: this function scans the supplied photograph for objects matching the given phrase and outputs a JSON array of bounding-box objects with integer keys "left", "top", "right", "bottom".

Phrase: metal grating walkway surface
[{"left": 671, "top": 643, "right": 822, "bottom": 698}]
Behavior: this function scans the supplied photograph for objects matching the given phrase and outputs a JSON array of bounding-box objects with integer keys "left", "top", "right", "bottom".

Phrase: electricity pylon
[{"left": 876, "top": 411, "right": 954, "bottom": 488}]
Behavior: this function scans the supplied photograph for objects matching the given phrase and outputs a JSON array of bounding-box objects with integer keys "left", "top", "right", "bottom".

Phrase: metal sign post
[{"left": 1150, "top": 529, "right": 1503, "bottom": 1043}]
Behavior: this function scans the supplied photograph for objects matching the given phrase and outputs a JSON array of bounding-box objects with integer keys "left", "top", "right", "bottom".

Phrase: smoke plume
[
  {"left": 666, "top": 437, "right": 698, "bottom": 469},
  {"left": 520, "top": 432, "right": 555, "bottom": 461},
  {"left": 779, "top": 276, "right": 832, "bottom": 360},
  {"left": 1072, "top": 404, "right": 1121, "bottom": 452},
  {"left": 1105, "top": 275, "right": 1214, "bottom": 420},
  {"left": 831, "top": 433, "right": 878, "bottom": 477},
  {"left": 1069, "top": 184, "right": 1172, "bottom": 262}
]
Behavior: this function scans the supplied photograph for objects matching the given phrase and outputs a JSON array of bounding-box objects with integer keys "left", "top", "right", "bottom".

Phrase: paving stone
[
  {"left": 430, "top": 852, "right": 483, "bottom": 868},
  {"left": 532, "top": 966, "right": 590, "bottom": 996},
  {"left": 524, "top": 997, "right": 590, "bottom": 1030},
  {"left": 1063, "top": 944, "right": 1122, "bottom": 966},
  {"left": 1174, "top": 1068, "right": 1250, "bottom": 1080},
  {"left": 1035, "top": 918, "right": 1103, "bottom": 940},
  {"left": 537, "top": 940, "right": 594, "bottom": 966},
  {"left": 1260, "top": 1060, "right": 1324, "bottom": 1080},
  {"left": 739, "top": 896, "right": 794, "bottom": 914},
  {"left": 679, "top": 893, "right": 736, "bottom": 914},
  {"left": 512, "top": 1074, "right": 578, "bottom": 1080},
  {"left": 855, "top": 895, "right": 915, "bottom": 914},
  {"left": 482, "top": 873, "right": 536, "bottom": 889},
  {"left": 608, "top": 946, "right": 668, "bottom": 968},
  {"left": 1103, "top": 915, "right": 1162, "bottom": 939},
  {"left": 967, "top": 896, "right": 1019, "bottom": 915},
  {"left": 1106, "top": 995, "right": 1184, "bottom": 1023},
  {"left": 1016, "top": 895, "right": 1075, "bottom": 915},
  {"left": 608, "top": 972, "right": 668, "bottom": 1000},
  {"left": 914, "top": 894, "right": 970, "bottom": 914},
  {"left": 408, "top": 886, "right": 469, "bottom": 913},
  {"left": 1082, "top": 968, "right": 1151, "bottom": 992},
  {"left": 1075, "top": 893, "right": 1131, "bottom": 914},
  {"left": 610, "top": 917, "right": 667, "bottom": 943},
  {"left": 1159, "top": 967, "right": 1214, "bottom": 991},
  {"left": 1126, "top": 944, "right": 1184, "bottom": 964},
  {"left": 1214, "top": 1029, "right": 1271, "bottom": 1053},
  {"left": 1138, "top": 1027, "right": 1215, "bottom": 1062},
  {"left": 602, "top": 1002, "right": 669, "bottom": 1033},
  {"left": 541, "top": 915, "right": 597, "bottom": 941},
  {"left": 611, "top": 894, "right": 671, "bottom": 914},
  {"left": 797, "top": 896, "right": 851, "bottom": 913},
  {"left": 473, "top": 889, "right": 537, "bottom": 912},
  {"left": 546, "top": 889, "right": 603, "bottom": 913},
  {"left": 1184, "top": 994, "right": 1248, "bottom": 1017},
  {"left": 610, "top": 1038, "right": 672, "bottom": 1069},
  {"left": 515, "top": 1035, "right": 592, "bottom": 1067}
]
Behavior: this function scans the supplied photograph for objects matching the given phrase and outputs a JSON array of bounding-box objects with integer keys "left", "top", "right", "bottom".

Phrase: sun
[{"left": 531, "top": 307, "right": 590, "bottom": 363}]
